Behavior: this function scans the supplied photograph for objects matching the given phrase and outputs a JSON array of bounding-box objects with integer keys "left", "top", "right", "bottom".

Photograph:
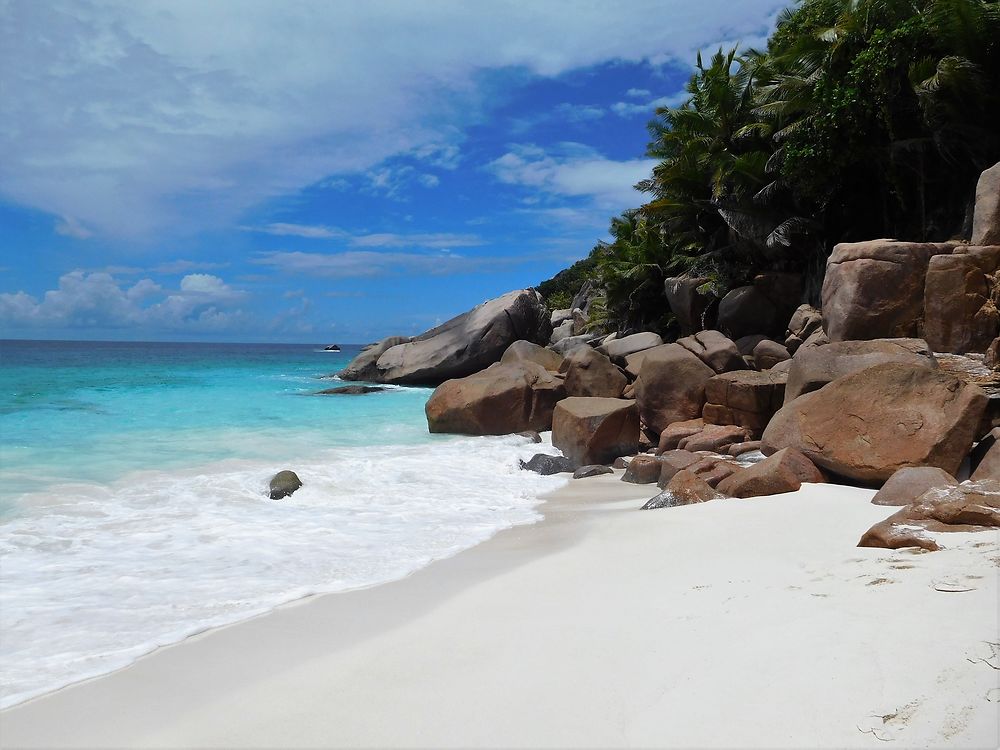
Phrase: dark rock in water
[
  {"left": 516, "top": 430, "right": 543, "bottom": 443},
  {"left": 519, "top": 454, "right": 576, "bottom": 476},
  {"left": 269, "top": 470, "right": 302, "bottom": 500},
  {"left": 337, "top": 336, "right": 411, "bottom": 382},
  {"left": 315, "top": 385, "right": 387, "bottom": 395},
  {"left": 573, "top": 464, "right": 614, "bottom": 479}
]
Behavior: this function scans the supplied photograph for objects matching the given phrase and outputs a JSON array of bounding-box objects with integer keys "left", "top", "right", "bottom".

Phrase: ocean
[{"left": 0, "top": 340, "right": 564, "bottom": 708}]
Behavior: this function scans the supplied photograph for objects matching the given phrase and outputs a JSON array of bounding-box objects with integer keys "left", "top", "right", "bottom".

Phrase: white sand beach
[{"left": 2, "top": 474, "right": 998, "bottom": 749}]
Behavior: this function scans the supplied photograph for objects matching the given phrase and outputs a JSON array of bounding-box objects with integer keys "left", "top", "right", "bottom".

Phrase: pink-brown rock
[
  {"left": 664, "top": 276, "right": 715, "bottom": 336},
  {"left": 500, "top": 339, "right": 564, "bottom": 372},
  {"left": 642, "top": 469, "right": 724, "bottom": 509},
  {"left": 717, "top": 448, "right": 824, "bottom": 498},
  {"left": 621, "top": 454, "right": 662, "bottom": 484},
  {"left": 972, "top": 162, "right": 1000, "bottom": 245},
  {"left": 762, "top": 363, "right": 987, "bottom": 483},
  {"left": 562, "top": 346, "right": 627, "bottom": 398},
  {"left": 924, "top": 248, "right": 1000, "bottom": 354},
  {"left": 677, "top": 424, "right": 750, "bottom": 453},
  {"left": 821, "top": 240, "right": 955, "bottom": 341},
  {"left": 634, "top": 344, "right": 716, "bottom": 435},
  {"left": 752, "top": 340, "right": 790, "bottom": 370},
  {"left": 426, "top": 361, "right": 565, "bottom": 435},
  {"left": 677, "top": 330, "right": 745, "bottom": 373},
  {"left": 657, "top": 450, "right": 702, "bottom": 487},
  {"left": 552, "top": 397, "right": 640, "bottom": 466},
  {"left": 655, "top": 418, "right": 704, "bottom": 453},
  {"left": 703, "top": 369, "right": 787, "bottom": 433},
  {"left": 870, "top": 466, "right": 957, "bottom": 506}
]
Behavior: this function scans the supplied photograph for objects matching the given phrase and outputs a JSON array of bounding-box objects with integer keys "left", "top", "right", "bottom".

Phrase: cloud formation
[
  {"left": 1, "top": 0, "right": 786, "bottom": 237},
  {"left": 253, "top": 249, "right": 536, "bottom": 279}
]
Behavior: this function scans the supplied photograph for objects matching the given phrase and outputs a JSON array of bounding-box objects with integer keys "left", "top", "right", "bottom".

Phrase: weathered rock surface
[
  {"left": 752, "top": 340, "right": 790, "bottom": 370},
  {"left": 600, "top": 332, "right": 664, "bottom": 361},
  {"left": 550, "top": 334, "right": 598, "bottom": 356},
  {"left": 871, "top": 466, "right": 957, "bottom": 506},
  {"left": 550, "top": 308, "right": 573, "bottom": 327},
  {"left": 517, "top": 430, "right": 543, "bottom": 443},
  {"left": 315, "top": 385, "right": 387, "bottom": 395},
  {"left": 371, "top": 289, "right": 551, "bottom": 385},
  {"left": 784, "top": 338, "right": 936, "bottom": 403},
  {"left": 972, "top": 161, "right": 1000, "bottom": 245},
  {"left": 717, "top": 286, "right": 779, "bottom": 339},
  {"left": 784, "top": 304, "right": 823, "bottom": 355},
  {"left": 337, "top": 336, "right": 411, "bottom": 381},
  {"left": 500, "top": 340, "right": 564, "bottom": 372},
  {"left": 269, "top": 470, "right": 302, "bottom": 500},
  {"left": 573, "top": 464, "right": 614, "bottom": 479},
  {"left": 686, "top": 455, "right": 740, "bottom": 487},
  {"left": 655, "top": 418, "right": 704, "bottom": 453},
  {"left": 657, "top": 450, "right": 703, "bottom": 487},
  {"left": 728, "top": 440, "right": 762, "bottom": 457},
  {"left": 621, "top": 454, "right": 662, "bottom": 484},
  {"left": 634, "top": 344, "right": 716, "bottom": 434},
  {"left": 549, "top": 319, "right": 575, "bottom": 343},
  {"left": 821, "top": 240, "right": 955, "bottom": 341},
  {"left": 425, "top": 362, "right": 565, "bottom": 435},
  {"left": 859, "top": 479, "right": 1000, "bottom": 551},
  {"left": 642, "top": 469, "right": 724, "bottom": 509},
  {"left": 562, "top": 346, "right": 626, "bottom": 398},
  {"left": 716, "top": 448, "right": 823, "bottom": 498},
  {"left": 972, "top": 428, "right": 1000, "bottom": 481},
  {"left": 552, "top": 397, "right": 640, "bottom": 466},
  {"left": 677, "top": 424, "right": 750, "bottom": 453},
  {"left": 762, "top": 362, "right": 988, "bottom": 483},
  {"left": 703, "top": 369, "right": 787, "bottom": 434},
  {"left": 924, "top": 248, "right": 1000, "bottom": 354},
  {"left": 677, "top": 330, "right": 745, "bottom": 373},
  {"left": 664, "top": 276, "right": 714, "bottom": 335},
  {"left": 520, "top": 454, "right": 576, "bottom": 475}
]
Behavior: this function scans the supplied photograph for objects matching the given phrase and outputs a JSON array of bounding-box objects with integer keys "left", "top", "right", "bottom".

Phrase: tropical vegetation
[{"left": 538, "top": 0, "right": 1000, "bottom": 335}]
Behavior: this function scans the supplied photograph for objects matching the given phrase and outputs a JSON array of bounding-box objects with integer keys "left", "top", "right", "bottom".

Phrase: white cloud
[
  {"left": 253, "top": 249, "right": 538, "bottom": 279},
  {"left": 54, "top": 216, "right": 93, "bottom": 239},
  {"left": 349, "top": 233, "right": 484, "bottom": 249},
  {"left": 153, "top": 259, "right": 229, "bottom": 274},
  {"left": 0, "top": 270, "right": 249, "bottom": 333},
  {"left": 487, "top": 143, "right": 655, "bottom": 209},
  {"left": 418, "top": 173, "right": 440, "bottom": 188},
  {"left": 625, "top": 88, "right": 651, "bottom": 99},
  {"left": 611, "top": 89, "right": 690, "bottom": 117},
  {"left": 243, "top": 223, "right": 346, "bottom": 239},
  {"left": 0, "top": 0, "right": 786, "bottom": 237}
]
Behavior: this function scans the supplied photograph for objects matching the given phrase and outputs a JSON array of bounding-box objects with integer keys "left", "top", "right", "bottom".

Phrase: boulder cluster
[{"left": 338, "top": 162, "right": 1000, "bottom": 550}]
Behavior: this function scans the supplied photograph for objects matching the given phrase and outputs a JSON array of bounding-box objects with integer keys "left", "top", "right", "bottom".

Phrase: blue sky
[{"left": 0, "top": 0, "right": 787, "bottom": 343}]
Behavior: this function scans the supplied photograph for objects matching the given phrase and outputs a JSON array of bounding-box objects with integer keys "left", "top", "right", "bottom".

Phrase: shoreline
[{"left": 2, "top": 473, "right": 998, "bottom": 748}]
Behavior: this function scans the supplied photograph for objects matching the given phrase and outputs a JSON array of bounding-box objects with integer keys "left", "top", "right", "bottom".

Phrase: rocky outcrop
[
  {"left": 677, "top": 330, "right": 745, "bottom": 373},
  {"left": 655, "top": 418, "right": 705, "bottom": 453},
  {"left": 634, "top": 344, "right": 716, "bottom": 435},
  {"left": 573, "top": 464, "right": 614, "bottom": 479},
  {"left": 642, "top": 470, "right": 723, "bottom": 509},
  {"left": 871, "top": 466, "right": 957, "bottom": 506},
  {"left": 752, "top": 340, "right": 790, "bottom": 370},
  {"left": 703, "top": 369, "right": 787, "bottom": 434},
  {"left": 500, "top": 340, "right": 564, "bottom": 372},
  {"left": 315, "top": 385, "right": 387, "bottom": 395},
  {"left": 762, "top": 362, "right": 988, "bottom": 483},
  {"left": 550, "top": 334, "right": 597, "bottom": 356},
  {"left": 425, "top": 362, "right": 565, "bottom": 435},
  {"left": 686, "top": 455, "right": 740, "bottom": 487},
  {"left": 664, "top": 276, "right": 714, "bottom": 335},
  {"left": 677, "top": 424, "right": 750, "bottom": 453},
  {"left": 717, "top": 286, "right": 779, "bottom": 340},
  {"left": 552, "top": 397, "right": 640, "bottom": 466},
  {"left": 520, "top": 454, "right": 576, "bottom": 475},
  {"left": 717, "top": 448, "right": 823, "bottom": 498},
  {"left": 971, "top": 428, "right": 1000, "bottom": 481},
  {"left": 269, "top": 470, "right": 302, "bottom": 500},
  {"left": 621, "top": 454, "right": 662, "bottom": 484},
  {"left": 367, "top": 289, "right": 551, "bottom": 385},
  {"left": 784, "top": 338, "right": 936, "bottom": 403},
  {"left": 973, "top": 162, "right": 1000, "bottom": 245},
  {"left": 784, "top": 305, "right": 822, "bottom": 355},
  {"left": 600, "top": 332, "right": 663, "bottom": 361},
  {"left": 859, "top": 479, "right": 1000, "bottom": 551},
  {"left": 923, "top": 247, "right": 1000, "bottom": 354},
  {"left": 562, "top": 346, "right": 626, "bottom": 399},
  {"left": 821, "top": 240, "right": 955, "bottom": 341},
  {"left": 337, "top": 336, "right": 411, "bottom": 381}
]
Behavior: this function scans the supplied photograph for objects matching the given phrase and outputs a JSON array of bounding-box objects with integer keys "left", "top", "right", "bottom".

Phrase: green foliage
[
  {"left": 537, "top": 0, "right": 1000, "bottom": 334},
  {"left": 536, "top": 255, "right": 597, "bottom": 310}
]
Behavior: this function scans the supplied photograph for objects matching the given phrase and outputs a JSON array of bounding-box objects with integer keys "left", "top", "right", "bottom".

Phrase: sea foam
[{"left": 0, "top": 434, "right": 565, "bottom": 708}]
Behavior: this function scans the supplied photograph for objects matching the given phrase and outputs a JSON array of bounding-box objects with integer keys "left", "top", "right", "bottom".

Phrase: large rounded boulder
[
  {"left": 425, "top": 361, "right": 565, "bottom": 435},
  {"left": 370, "top": 289, "right": 551, "bottom": 385},
  {"left": 562, "top": 346, "right": 626, "bottom": 399},
  {"left": 552, "top": 397, "right": 639, "bottom": 466},
  {"left": 500, "top": 340, "right": 564, "bottom": 372},
  {"left": 634, "top": 344, "right": 716, "bottom": 435},
  {"left": 762, "top": 362, "right": 987, "bottom": 484},
  {"left": 337, "top": 336, "right": 411, "bottom": 381}
]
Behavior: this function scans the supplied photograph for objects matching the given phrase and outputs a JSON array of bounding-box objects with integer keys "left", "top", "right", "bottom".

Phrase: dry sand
[{"left": 1, "top": 473, "right": 998, "bottom": 748}]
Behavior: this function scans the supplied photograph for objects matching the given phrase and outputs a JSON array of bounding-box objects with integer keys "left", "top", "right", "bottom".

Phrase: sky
[{"left": 0, "top": 0, "right": 788, "bottom": 343}]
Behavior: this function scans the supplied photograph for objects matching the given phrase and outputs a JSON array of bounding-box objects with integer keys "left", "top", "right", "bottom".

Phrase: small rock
[
  {"left": 315, "top": 385, "right": 387, "bottom": 395},
  {"left": 269, "top": 470, "right": 302, "bottom": 500},
  {"left": 642, "top": 470, "right": 723, "bottom": 509},
  {"left": 516, "top": 430, "right": 543, "bottom": 443},
  {"left": 519, "top": 454, "right": 576, "bottom": 475},
  {"left": 573, "top": 465, "right": 614, "bottom": 479},
  {"left": 717, "top": 448, "right": 823, "bottom": 498},
  {"left": 621, "top": 454, "right": 662, "bottom": 484},
  {"left": 871, "top": 466, "right": 957, "bottom": 506}
]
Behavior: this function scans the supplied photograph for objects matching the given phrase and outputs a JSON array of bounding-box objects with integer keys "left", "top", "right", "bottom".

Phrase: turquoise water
[{"left": 0, "top": 340, "right": 563, "bottom": 707}]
